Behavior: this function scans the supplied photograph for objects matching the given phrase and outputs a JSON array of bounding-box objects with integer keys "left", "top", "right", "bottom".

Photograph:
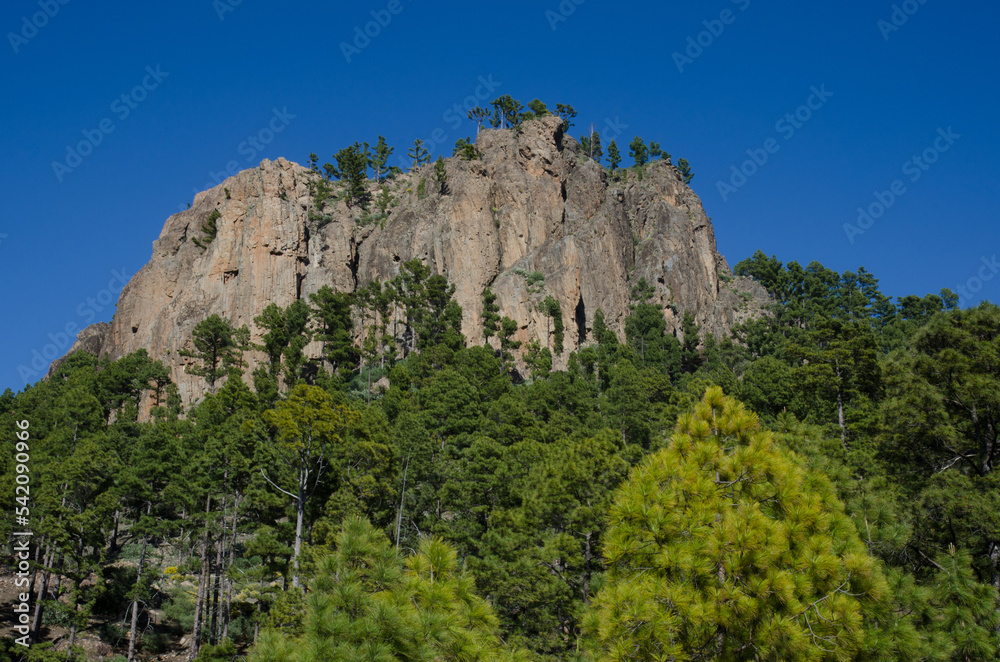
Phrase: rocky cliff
[{"left": 54, "top": 116, "right": 769, "bottom": 404}]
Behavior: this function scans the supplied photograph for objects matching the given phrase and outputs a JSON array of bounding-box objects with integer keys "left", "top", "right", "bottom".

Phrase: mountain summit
[{"left": 55, "top": 115, "right": 768, "bottom": 404}]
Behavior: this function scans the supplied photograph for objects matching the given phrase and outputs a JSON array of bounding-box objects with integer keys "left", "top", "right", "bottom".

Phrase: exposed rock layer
[{"left": 54, "top": 116, "right": 769, "bottom": 404}]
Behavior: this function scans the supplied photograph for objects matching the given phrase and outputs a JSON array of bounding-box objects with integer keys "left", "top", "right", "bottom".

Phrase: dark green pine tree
[
  {"left": 555, "top": 103, "right": 577, "bottom": 131},
  {"left": 467, "top": 107, "right": 490, "bottom": 135},
  {"left": 680, "top": 311, "right": 702, "bottom": 374},
  {"left": 481, "top": 287, "right": 501, "bottom": 344},
  {"left": 332, "top": 143, "right": 369, "bottom": 209},
  {"left": 407, "top": 139, "right": 430, "bottom": 170},
  {"left": 453, "top": 137, "right": 479, "bottom": 160},
  {"left": 179, "top": 315, "right": 243, "bottom": 392},
  {"left": 434, "top": 155, "right": 448, "bottom": 195},
  {"left": 526, "top": 98, "right": 549, "bottom": 118},
  {"left": 489, "top": 95, "right": 524, "bottom": 129},
  {"left": 370, "top": 135, "right": 393, "bottom": 183},
  {"left": 417, "top": 274, "right": 464, "bottom": 351},
  {"left": 677, "top": 157, "right": 694, "bottom": 183},
  {"left": 580, "top": 128, "right": 603, "bottom": 161},
  {"left": 498, "top": 317, "right": 521, "bottom": 370},
  {"left": 606, "top": 140, "right": 622, "bottom": 171},
  {"left": 629, "top": 136, "right": 649, "bottom": 167},
  {"left": 309, "top": 286, "right": 357, "bottom": 384},
  {"left": 540, "top": 295, "right": 564, "bottom": 355},
  {"left": 930, "top": 547, "right": 1000, "bottom": 660},
  {"left": 624, "top": 280, "right": 681, "bottom": 378}
]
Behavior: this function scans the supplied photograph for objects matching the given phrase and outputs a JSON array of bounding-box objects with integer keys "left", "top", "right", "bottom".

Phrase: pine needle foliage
[
  {"left": 249, "top": 517, "right": 529, "bottom": 662},
  {"left": 584, "top": 387, "right": 893, "bottom": 662}
]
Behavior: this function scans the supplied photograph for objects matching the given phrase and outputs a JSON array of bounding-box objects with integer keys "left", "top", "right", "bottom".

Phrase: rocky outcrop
[{"left": 55, "top": 116, "right": 769, "bottom": 404}]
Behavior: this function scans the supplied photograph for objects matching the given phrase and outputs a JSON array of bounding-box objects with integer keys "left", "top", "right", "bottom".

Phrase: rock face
[{"left": 55, "top": 116, "right": 769, "bottom": 404}]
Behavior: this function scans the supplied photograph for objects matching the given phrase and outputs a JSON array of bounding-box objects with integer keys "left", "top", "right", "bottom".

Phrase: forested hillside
[{"left": 2, "top": 245, "right": 998, "bottom": 661}]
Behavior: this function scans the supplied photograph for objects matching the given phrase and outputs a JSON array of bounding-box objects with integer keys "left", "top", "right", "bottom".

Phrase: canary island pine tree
[
  {"left": 249, "top": 517, "right": 529, "bottom": 662},
  {"left": 584, "top": 386, "right": 894, "bottom": 662}
]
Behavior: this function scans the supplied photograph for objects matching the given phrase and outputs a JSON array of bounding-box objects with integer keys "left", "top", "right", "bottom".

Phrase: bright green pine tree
[
  {"left": 249, "top": 517, "right": 528, "bottom": 662},
  {"left": 259, "top": 385, "right": 359, "bottom": 588},
  {"left": 584, "top": 387, "right": 900, "bottom": 662}
]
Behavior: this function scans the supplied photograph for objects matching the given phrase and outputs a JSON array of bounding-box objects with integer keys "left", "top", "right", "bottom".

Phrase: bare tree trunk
[
  {"left": 221, "top": 495, "right": 240, "bottom": 642},
  {"left": 188, "top": 494, "right": 212, "bottom": 662},
  {"left": 27, "top": 534, "right": 44, "bottom": 596},
  {"left": 395, "top": 453, "right": 410, "bottom": 550},
  {"left": 209, "top": 496, "right": 225, "bottom": 645},
  {"left": 581, "top": 532, "right": 593, "bottom": 606},
  {"left": 50, "top": 552, "right": 65, "bottom": 598},
  {"left": 127, "top": 534, "right": 148, "bottom": 662},
  {"left": 293, "top": 476, "right": 305, "bottom": 589},
  {"left": 836, "top": 363, "right": 847, "bottom": 446},
  {"left": 990, "top": 541, "right": 1000, "bottom": 609},
  {"left": 30, "top": 547, "right": 52, "bottom": 643},
  {"left": 111, "top": 508, "right": 121, "bottom": 554}
]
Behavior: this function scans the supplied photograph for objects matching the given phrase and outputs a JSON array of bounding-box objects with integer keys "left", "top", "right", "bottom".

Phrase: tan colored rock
[{"left": 54, "top": 117, "right": 770, "bottom": 404}]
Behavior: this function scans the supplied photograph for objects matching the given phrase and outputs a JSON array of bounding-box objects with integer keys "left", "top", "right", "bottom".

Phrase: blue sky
[{"left": 2, "top": 0, "right": 997, "bottom": 391}]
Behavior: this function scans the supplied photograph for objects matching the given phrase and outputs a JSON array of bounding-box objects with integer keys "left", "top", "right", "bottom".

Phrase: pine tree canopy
[{"left": 584, "top": 387, "right": 893, "bottom": 662}]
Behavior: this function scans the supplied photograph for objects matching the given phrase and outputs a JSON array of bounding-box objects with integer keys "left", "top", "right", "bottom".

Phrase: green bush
[
  {"left": 142, "top": 631, "right": 170, "bottom": 654},
  {"left": 93, "top": 566, "right": 137, "bottom": 617},
  {"left": 193, "top": 209, "right": 222, "bottom": 249},
  {"left": 162, "top": 584, "right": 197, "bottom": 634},
  {"left": 194, "top": 639, "right": 237, "bottom": 662}
]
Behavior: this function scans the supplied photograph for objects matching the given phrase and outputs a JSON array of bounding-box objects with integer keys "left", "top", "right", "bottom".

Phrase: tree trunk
[
  {"left": 111, "top": 508, "right": 121, "bottom": 554},
  {"left": 27, "top": 533, "right": 43, "bottom": 596},
  {"left": 50, "top": 552, "right": 64, "bottom": 600},
  {"left": 209, "top": 496, "right": 225, "bottom": 645},
  {"left": 395, "top": 453, "right": 410, "bottom": 549},
  {"left": 127, "top": 533, "right": 148, "bottom": 662},
  {"left": 30, "top": 547, "right": 52, "bottom": 643},
  {"left": 990, "top": 541, "right": 1000, "bottom": 602},
  {"left": 222, "top": 495, "right": 240, "bottom": 642},
  {"left": 582, "top": 531, "right": 593, "bottom": 606},
  {"left": 293, "top": 474, "right": 305, "bottom": 589},
  {"left": 188, "top": 494, "right": 212, "bottom": 662},
  {"left": 835, "top": 362, "right": 846, "bottom": 446}
]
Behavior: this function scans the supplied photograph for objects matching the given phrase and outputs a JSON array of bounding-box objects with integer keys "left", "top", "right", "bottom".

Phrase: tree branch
[{"left": 259, "top": 469, "right": 298, "bottom": 501}]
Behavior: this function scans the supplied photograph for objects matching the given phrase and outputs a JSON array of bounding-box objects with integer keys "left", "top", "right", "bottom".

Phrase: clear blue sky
[{"left": 2, "top": 0, "right": 997, "bottom": 391}]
